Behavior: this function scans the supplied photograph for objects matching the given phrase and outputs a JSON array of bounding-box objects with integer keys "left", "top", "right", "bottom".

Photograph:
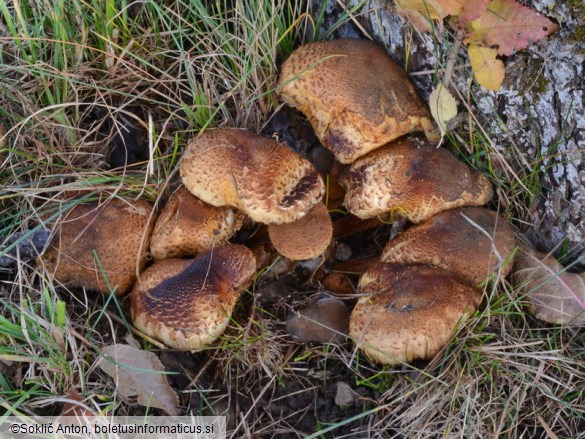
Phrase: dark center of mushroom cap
[
  {"left": 142, "top": 246, "right": 255, "bottom": 315},
  {"left": 279, "top": 172, "right": 322, "bottom": 209}
]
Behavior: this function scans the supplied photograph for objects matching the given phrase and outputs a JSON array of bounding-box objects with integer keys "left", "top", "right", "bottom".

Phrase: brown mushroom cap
[
  {"left": 180, "top": 128, "right": 325, "bottom": 225},
  {"left": 278, "top": 39, "right": 432, "bottom": 164},
  {"left": 150, "top": 186, "right": 245, "bottom": 261},
  {"left": 350, "top": 263, "right": 482, "bottom": 365},
  {"left": 340, "top": 138, "right": 493, "bottom": 223},
  {"left": 267, "top": 201, "right": 332, "bottom": 260},
  {"left": 41, "top": 197, "right": 154, "bottom": 295},
  {"left": 130, "top": 244, "right": 257, "bottom": 350},
  {"left": 513, "top": 248, "right": 585, "bottom": 326},
  {"left": 382, "top": 207, "right": 516, "bottom": 286}
]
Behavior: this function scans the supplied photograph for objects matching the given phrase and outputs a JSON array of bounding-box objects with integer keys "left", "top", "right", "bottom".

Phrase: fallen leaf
[
  {"left": 286, "top": 294, "right": 350, "bottom": 343},
  {"left": 395, "top": 4, "right": 434, "bottom": 32},
  {"left": 429, "top": 83, "right": 458, "bottom": 138},
  {"left": 395, "top": 0, "right": 465, "bottom": 32},
  {"left": 465, "top": 0, "right": 558, "bottom": 56},
  {"left": 460, "top": 0, "right": 489, "bottom": 26},
  {"left": 434, "top": 0, "right": 465, "bottom": 16},
  {"left": 396, "top": 0, "right": 464, "bottom": 19},
  {"left": 60, "top": 390, "right": 97, "bottom": 417},
  {"left": 98, "top": 344, "right": 179, "bottom": 415},
  {"left": 468, "top": 44, "right": 505, "bottom": 91}
]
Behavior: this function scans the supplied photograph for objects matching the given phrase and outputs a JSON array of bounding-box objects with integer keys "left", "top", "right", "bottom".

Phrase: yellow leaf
[
  {"left": 395, "top": 0, "right": 442, "bottom": 20},
  {"left": 468, "top": 44, "right": 505, "bottom": 91},
  {"left": 429, "top": 83, "right": 458, "bottom": 138}
]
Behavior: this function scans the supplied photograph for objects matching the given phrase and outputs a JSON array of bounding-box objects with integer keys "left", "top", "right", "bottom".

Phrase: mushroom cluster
[
  {"left": 277, "top": 38, "right": 517, "bottom": 364},
  {"left": 146, "top": 127, "right": 335, "bottom": 350},
  {"left": 39, "top": 38, "right": 581, "bottom": 359},
  {"left": 41, "top": 129, "right": 333, "bottom": 350}
]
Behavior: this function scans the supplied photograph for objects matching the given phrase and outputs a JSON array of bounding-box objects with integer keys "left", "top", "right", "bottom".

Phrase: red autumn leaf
[
  {"left": 460, "top": 0, "right": 490, "bottom": 26},
  {"left": 465, "top": 0, "right": 558, "bottom": 56}
]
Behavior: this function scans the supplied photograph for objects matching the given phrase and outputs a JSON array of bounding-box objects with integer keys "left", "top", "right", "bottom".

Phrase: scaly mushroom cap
[
  {"left": 278, "top": 39, "right": 432, "bottom": 164},
  {"left": 350, "top": 263, "right": 482, "bottom": 365},
  {"left": 513, "top": 248, "right": 585, "bottom": 326},
  {"left": 382, "top": 207, "right": 516, "bottom": 286},
  {"left": 340, "top": 138, "right": 493, "bottom": 223},
  {"left": 150, "top": 186, "right": 245, "bottom": 261},
  {"left": 41, "top": 197, "right": 154, "bottom": 295},
  {"left": 131, "top": 245, "right": 257, "bottom": 350},
  {"left": 180, "top": 128, "right": 325, "bottom": 225},
  {"left": 267, "top": 201, "right": 332, "bottom": 260}
]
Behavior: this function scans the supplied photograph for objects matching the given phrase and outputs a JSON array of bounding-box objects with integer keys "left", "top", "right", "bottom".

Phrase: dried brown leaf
[
  {"left": 99, "top": 344, "right": 179, "bottom": 415},
  {"left": 60, "top": 390, "right": 97, "bottom": 417}
]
